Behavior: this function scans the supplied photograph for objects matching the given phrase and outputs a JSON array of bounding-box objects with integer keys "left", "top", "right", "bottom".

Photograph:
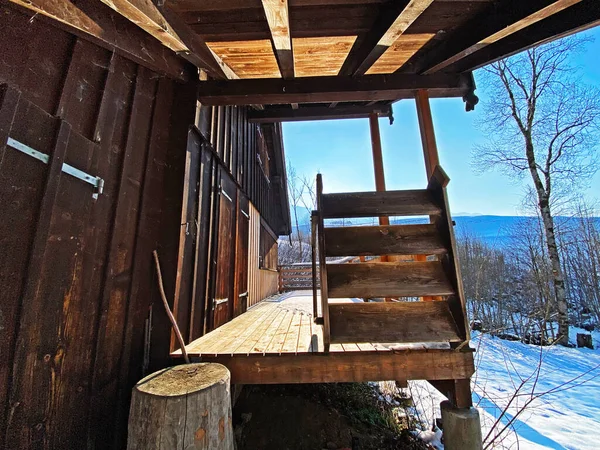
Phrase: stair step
[
  {"left": 329, "top": 301, "right": 461, "bottom": 343},
  {"left": 324, "top": 224, "right": 447, "bottom": 257},
  {"left": 320, "top": 189, "right": 441, "bottom": 219},
  {"left": 327, "top": 261, "right": 455, "bottom": 298}
]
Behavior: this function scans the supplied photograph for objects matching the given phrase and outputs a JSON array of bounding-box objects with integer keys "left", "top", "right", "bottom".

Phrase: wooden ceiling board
[
  {"left": 166, "top": 0, "right": 264, "bottom": 13},
  {"left": 366, "top": 33, "right": 435, "bottom": 74},
  {"left": 293, "top": 36, "right": 357, "bottom": 77},
  {"left": 290, "top": 4, "right": 379, "bottom": 37},
  {"left": 207, "top": 40, "right": 282, "bottom": 78},
  {"left": 406, "top": 1, "right": 490, "bottom": 34}
]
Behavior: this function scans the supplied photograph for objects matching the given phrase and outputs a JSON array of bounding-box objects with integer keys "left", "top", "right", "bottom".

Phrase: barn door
[
  {"left": 212, "top": 168, "right": 237, "bottom": 329},
  {"left": 233, "top": 193, "right": 250, "bottom": 317}
]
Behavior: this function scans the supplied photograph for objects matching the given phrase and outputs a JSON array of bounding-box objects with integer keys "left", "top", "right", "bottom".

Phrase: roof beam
[
  {"left": 197, "top": 72, "right": 474, "bottom": 106},
  {"left": 248, "top": 104, "right": 392, "bottom": 123},
  {"left": 440, "top": 0, "right": 600, "bottom": 74},
  {"left": 410, "top": 0, "right": 584, "bottom": 75},
  {"left": 339, "top": 0, "right": 433, "bottom": 76},
  {"left": 158, "top": 6, "right": 239, "bottom": 79},
  {"left": 261, "top": 0, "right": 294, "bottom": 79},
  {"left": 97, "top": 0, "right": 237, "bottom": 79}
]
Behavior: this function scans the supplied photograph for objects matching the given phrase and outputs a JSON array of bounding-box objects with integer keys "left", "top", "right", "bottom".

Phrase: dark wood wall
[
  {"left": 172, "top": 102, "right": 289, "bottom": 344},
  {"left": 196, "top": 103, "right": 289, "bottom": 236},
  {"left": 0, "top": 5, "right": 196, "bottom": 449}
]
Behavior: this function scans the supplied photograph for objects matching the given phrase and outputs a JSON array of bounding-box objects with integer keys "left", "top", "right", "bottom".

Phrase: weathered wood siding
[
  {"left": 248, "top": 203, "right": 280, "bottom": 307},
  {"left": 0, "top": 5, "right": 196, "bottom": 449},
  {"left": 173, "top": 101, "right": 288, "bottom": 339}
]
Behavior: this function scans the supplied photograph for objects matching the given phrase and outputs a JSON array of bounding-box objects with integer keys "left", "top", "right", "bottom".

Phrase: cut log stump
[
  {"left": 577, "top": 333, "right": 593, "bottom": 349},
  {"left": 128, "top": 363, "right": 233, "bottom": 450}
]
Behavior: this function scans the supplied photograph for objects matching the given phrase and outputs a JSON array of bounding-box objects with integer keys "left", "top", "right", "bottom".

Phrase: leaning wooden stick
[{"left": 152, "top": 250, "right": 190, "bottom": 364}]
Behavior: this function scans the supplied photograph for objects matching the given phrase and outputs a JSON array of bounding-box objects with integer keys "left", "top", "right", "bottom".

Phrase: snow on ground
[{"left": 411, "top": 330, "right": 600, "bottom": 449}]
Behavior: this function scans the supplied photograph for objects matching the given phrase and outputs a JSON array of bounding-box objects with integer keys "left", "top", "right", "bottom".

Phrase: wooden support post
[
  {"left": 415, "top": 89, "right": 441, "bottom": 299},
  {"left": 441, "top": 400, "right": 482, "bottom": 450},
  {"left": 368, "top": 113, "right": 391, "bottom": 303},
  {"left": 368, "top": 113, "right": 390, "bottom": 253},
  {"left": 128, "top": 363, "right": 233, "bottom": 450},
  {"left": 415, "top": 90, "right": 439, "bottom": 178}
]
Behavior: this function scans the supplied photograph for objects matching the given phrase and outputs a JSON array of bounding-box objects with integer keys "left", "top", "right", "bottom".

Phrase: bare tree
[
  {"left": 474, "top": 37, "right": 600, "bottom": 345},
  {"left": 286, "top": 163, "right": 307, "bottom": 262}
]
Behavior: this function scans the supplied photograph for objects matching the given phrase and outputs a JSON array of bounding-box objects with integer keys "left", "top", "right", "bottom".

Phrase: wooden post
[
  {"left": 368, "top": 113, "right": 389, "bottom": 228},
  {"left": 368, "top": 113, "right": 390, "bottom": 271},
  {"left": 415, "top": 89, "right": 441, "bottom": 300},
  {"left": 128, "top": 363, "right": 234, "bottom": 450},
  {"left": 415, "top": 90, "right": 440, "bottom": 179},
  {"left": 441, "top": 400, "right": 483, "bottom": 450}
]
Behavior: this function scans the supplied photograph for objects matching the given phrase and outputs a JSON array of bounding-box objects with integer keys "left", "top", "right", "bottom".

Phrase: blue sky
[{"left": 282, "top": 28, "right": 600, "bottom": 216}]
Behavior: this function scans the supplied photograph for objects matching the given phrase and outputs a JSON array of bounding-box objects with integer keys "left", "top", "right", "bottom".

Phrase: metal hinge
[
  {"left": 238, "top": 291, "right": 248, "bottom": 298},
  {"left": 7, "top": 137, "right": 105, "bottom": 199},
  {"left": 213, "top": 298, "right": 228, "bottom": 307},
  {"left": 219, "top": 187, "right": 233, "bottom": 203}
]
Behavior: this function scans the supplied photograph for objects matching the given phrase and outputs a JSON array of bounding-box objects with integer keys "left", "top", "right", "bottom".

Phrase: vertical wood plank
[
  {"left": 6, "top": 121, "right": 71, "bottom": 448},
  {"left": 88, "top": 59, "right": 154, "bottom": 447},
  {"left": 115, "top": 75, "right": 174, "bottom": 449},
  {"left": 0, "top": 85, "right": 22, "bottom": 450}
]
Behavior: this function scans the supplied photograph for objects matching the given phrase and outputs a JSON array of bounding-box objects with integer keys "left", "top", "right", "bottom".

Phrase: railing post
[{"left": 416, "top": 90, "right": 442, "bottom": 300}]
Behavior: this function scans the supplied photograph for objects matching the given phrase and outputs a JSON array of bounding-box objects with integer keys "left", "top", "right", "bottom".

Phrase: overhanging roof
[{"left": 10, "top": 0, "right": 600, "bottom": 119}]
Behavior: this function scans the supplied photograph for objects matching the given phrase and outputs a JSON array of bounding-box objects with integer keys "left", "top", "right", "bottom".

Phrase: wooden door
[
  {"left": 213, "top": 169, "right": 237, "bottom": 329},
  {"left": 172, "top": 129, "right": 201, "bottom": 348},
  {"left": 234, "top": 193, "right": 250, "bottom": 317}
]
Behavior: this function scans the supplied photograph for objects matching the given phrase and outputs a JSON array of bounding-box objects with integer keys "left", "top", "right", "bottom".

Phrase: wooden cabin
[{"left": 0, "top": 0, "right": 598, "bottom": 448}]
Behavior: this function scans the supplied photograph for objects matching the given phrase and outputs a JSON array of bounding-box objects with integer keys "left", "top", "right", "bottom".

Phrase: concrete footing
[{"left": 441, "top": 400, "right": 482, "bottom": 450}]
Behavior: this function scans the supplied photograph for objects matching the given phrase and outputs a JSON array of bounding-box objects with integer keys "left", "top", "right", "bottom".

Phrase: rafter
[
  {"left": 197, "top": 72, "right": 474, "bottom": 106},
  {"left": 98, "top": 0, "right": 238, "bottom": 79},
  {"left": 441, "top": 0, "right": 600, "bottom": 74},
  {"left": 413, "top": 0, "right": 584, "bottom": 75},
  {"left": 7, "top": 0, "right": 187, "bottom": 80},
  {"left": 261, "top": 0, "right": 294, "bottom": 79},
  {"left": 339, "top": 0, "right": 433, "bottom": 76}
]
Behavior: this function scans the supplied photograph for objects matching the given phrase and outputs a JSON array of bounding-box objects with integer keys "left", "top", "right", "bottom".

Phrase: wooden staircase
[{"left": 314, "top": 166, "right": 470, "bottom": 350}]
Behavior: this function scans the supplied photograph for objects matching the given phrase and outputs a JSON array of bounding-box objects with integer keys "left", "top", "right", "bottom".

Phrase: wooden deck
[{"left": 174, "top": 292, "right": 475, "bottom": 384}]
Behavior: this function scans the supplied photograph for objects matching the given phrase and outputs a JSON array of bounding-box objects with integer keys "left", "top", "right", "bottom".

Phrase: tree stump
[
  {"left": 128, "top": 363, "right": 233, "bottom": 450},
  {"left": 576, "top": 333, "right": 593, "bottom": 349}
]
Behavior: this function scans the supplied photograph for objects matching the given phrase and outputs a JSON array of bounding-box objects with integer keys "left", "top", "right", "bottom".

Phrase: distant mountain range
[{"left": 289, "top": 211, "right": 599, "bottom": 248}]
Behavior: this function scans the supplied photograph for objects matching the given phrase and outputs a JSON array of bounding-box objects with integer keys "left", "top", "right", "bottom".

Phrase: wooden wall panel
[
  {"left": 248, "top": 203, "right": 280, "bottom": 308},
  {"left": 234, "top": 194, "right": 250, "bottom": 317},
  {"left": 248, "top": 202, "right": 261, "bottom": 308},
  {"left": 260, "top": 269, "right": 280, "bottom": 299},
  {"left": 0, "top": 6, "right": 195, "bottom": 449}
]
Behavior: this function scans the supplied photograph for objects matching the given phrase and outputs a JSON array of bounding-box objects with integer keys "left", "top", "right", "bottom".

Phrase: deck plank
[
  {"left": 219, "top": 306, "right": 282, "bottom": 354},
  {"left": 266, "top": 309, "right": 295, "bottom": 354},
  {"left": 191, "top": 303, "right": 269, "bottom": 355},
  {"left": 253, "top": 306, "right": 289, "bottom": 353},
  {"left": 235, "top": 306, "right": 284, "bottom": 354},
  {"left": 281, "top": 311, "right": 303, "bottom": 353},
  {"left": 297, "top": 313, "right": 313, "bottom": 353}
]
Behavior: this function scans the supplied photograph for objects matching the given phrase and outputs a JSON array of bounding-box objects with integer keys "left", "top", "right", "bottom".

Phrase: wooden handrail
[{"left": 427, "top": 165, "right": 450, "bottom": 191}]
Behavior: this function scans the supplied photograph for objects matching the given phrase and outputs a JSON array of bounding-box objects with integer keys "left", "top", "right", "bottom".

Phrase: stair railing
[
  {"left": 427, "top": 165, "right": 470, "bottom": 343},
  {"left": 315, "top": 174, "right": 331, "bottom": 351}
]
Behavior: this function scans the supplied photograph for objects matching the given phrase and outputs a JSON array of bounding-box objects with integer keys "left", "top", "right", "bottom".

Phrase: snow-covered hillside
[{"left": 412, "top": 330, "right": 600, "bottom": 449}]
